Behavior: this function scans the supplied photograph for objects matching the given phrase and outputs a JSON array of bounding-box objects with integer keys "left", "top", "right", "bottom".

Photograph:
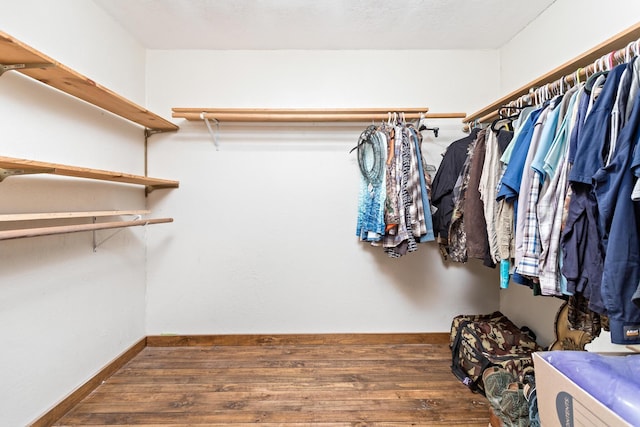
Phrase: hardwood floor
[{"left": 54, "top": 337, "right": 490, "bottom": 426}]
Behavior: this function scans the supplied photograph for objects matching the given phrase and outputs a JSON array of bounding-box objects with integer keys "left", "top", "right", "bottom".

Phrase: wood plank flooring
[{"left": 54, "top": 340, "right": 490, "bottom": 426}]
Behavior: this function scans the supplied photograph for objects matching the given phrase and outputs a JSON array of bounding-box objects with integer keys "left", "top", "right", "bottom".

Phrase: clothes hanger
[
  {"left": 585, "top": 68, "right": 608, "bottom": 91},
  {"left": 418, "top": 124, "right": 439, "bottom": 137},
  {"left": 491, "top": 104, "right": 525, "bottom": 132},
  {"left": 554, "top": 76, "right": 569, "bottom": 97},
  {"left": 599, "top": 55, "right": 609, "bottom": 71},
  {"left": 491, "top": 116, "right": 512, "bottom": 132},
  {"left": 608, "top": 51, "right": 615, "bottom": 69},
  {"left": 417, "top": 113, "right": 440, "bottom": 137}
]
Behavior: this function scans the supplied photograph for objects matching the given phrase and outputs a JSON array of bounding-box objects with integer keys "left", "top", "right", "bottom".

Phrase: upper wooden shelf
[
  {"left": 0, "top": 31, "right": 178, "bottom": 133},
  {"left": 0, "top": 156, "right": 179, "bottom": 192}
]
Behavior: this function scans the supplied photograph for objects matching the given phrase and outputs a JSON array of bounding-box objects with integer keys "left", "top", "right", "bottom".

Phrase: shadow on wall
[{"left": 364, "top": 241, "right": 500, "bottom": 311}]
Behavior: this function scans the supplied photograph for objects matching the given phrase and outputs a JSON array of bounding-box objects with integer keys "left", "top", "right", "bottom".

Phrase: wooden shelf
[
  {"left": 0, "top": 217, "right": 173, "bottom": 241},
  {"left": 0, "top": 31, "right": 178, "bottom": 133},
  {"left": 0, "top": 210, "right": 151, "bottom": 222},
  {"left": 0, "top": 156, "right": 179, "bottom": 192}
]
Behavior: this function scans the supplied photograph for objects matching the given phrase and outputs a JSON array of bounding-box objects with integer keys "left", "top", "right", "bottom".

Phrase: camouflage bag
[{"left": 449, "top": 311, "right": 542, "bottom": 394}]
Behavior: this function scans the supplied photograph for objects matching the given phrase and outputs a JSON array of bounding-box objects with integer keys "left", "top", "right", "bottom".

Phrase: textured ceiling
[{"left": 93, "top": 0, "right": 557, "bottom": 50}]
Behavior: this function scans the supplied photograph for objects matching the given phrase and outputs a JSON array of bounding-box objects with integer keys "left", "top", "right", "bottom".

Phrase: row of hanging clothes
[
  {"left": 354, "top": 113, "right": 438, "bottom": 258},
  {"left": 440, "top": 47, "right": 640, "bottom": 344}
]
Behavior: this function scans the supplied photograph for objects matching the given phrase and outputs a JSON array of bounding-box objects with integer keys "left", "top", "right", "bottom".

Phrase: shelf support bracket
[
  {"left": 201, "top": 113, "right": 220, "bottom": 150},
  {"left": 144, "top": 128, "right": 163, "bottom": 140},
  {"left": 143, "top": 128, "right": 165, "bottom": 198},
  {"left": 0, "top": 167, "right": 54, "bottom": 182},
  {"left": 0, "top": 62, "right": 54, "bottom": 77},
  {"left": 93, "top": 214, "right": 143, "bottom": 252}
]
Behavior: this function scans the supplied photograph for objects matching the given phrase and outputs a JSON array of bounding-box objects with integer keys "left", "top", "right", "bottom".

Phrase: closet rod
[
  {"left": 464, "top": 21, "right": 640, "bottom": 124},
  {"left": 172, "top": 108, "right": 467, "bottom": 123},
  {"left": 0, "top": 217, "right": 173, "bottom": 241},
  {"left": 173, "top": 107, "right": 431, "bottom": 115}
]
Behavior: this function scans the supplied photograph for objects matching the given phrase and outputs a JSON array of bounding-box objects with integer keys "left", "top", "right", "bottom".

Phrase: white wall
[
  {"left": 145, "top": 49, "right": 502, "bottom": 336},
  {"left": 0, "top": 1, "right": 152, "bottom": 425},
  {"left": 501, "top": 0, "right": 640, "bottom": 94},
  {"left": 498, "top": 0, "right": 640, "bottom": 347}
]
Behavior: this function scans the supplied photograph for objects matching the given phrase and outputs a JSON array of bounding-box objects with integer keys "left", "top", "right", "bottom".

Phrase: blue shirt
[
  {"left": 531, "top": 97, "right": 563, "bottom": 179},
  {"left": 569, "top": 64, "right": 626, "bottom": 184},
  {"left": 496, "top": 108, "right": 542, "bottom": 201},
  {"left": 594, "top": 88, "right": 640, "bottom": 344}
]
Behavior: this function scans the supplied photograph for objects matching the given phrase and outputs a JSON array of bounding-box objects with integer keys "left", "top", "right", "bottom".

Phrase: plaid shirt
[
  {"left": 407, "top": 127, "right": 426, "bottom": 238},
  {"left": 516, "top": 170, "right": 542, "bottom": 276},
  {"left": 537, "top": 89, "right": 581, "bottom": 294},
  {"left": 537, "top": 157, "right": 570, "bottom": 296},
  {"left": 514, "top": 104, "right": 555, "bottom": 277}
]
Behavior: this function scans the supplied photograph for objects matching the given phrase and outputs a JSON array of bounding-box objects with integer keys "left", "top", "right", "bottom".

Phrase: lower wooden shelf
[
  {"left": 0, "top": 210, "right": 151, "bottom": 222},
  {"left": 0, "top": 156, "right": 179, "bottom": 192}
]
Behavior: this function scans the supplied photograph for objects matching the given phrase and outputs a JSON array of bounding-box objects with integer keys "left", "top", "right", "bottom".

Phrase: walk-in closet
[{"left": 3, "top": 1, "right": 640, "bottom": 426}]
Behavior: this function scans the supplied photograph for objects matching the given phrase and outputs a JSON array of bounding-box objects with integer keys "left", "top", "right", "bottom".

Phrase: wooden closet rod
[
  {"left": 464, "top": 21, "right": 640, "bottom": 124},
  {"left": 172, "top": 108, "right": 467, "bottom": 123},
  {"left": 0, "top": 217, "right": 173, "bottom": 241}
]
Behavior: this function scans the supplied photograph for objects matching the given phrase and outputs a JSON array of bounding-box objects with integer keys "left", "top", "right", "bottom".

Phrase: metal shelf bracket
[
  {"left": 92, "top": 214, "right": 143, "bottom": 252},
  {"left": 0, "top": 62, "right": 53, "bottom": 76},
  {"left": 0, "top": 167, "right": 54, "bottom": 182}
]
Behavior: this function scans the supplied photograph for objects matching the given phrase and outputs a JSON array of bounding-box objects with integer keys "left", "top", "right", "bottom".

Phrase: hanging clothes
[
  {"left": 513, "top": 101, "right": 554, "bottom": 280},
  {"left": 562, "top": 64, "right": 626, "bottom": 315},
  {"left": 595, "top": 85, "right": 640, "bottom": 344},
  {"left": 356, "top": 125, "right": 387, "bottom": 242},
  {"left": 431, "top": 128, "right": 480, "bottom": 258},
  {"left": 537, "top": 86, "right": 582, "bottom": 296},
  {"left": 384, "top": 125, "right": 419, "bottom": 257},
  {"left": 454, "top": 53, "right": 640, "bottom": 345},
  {"left": 355, "top": 119, "right": 435, "bottom": 258},
  {"left": 480, "top": 128, "right": 513, "bottom": 264},
  {"left": 353, "top": 52, "right": 640, "bottom": 345},
  {"left": 448, "top": 131, "right": 479, "bottom": 263},
  {"left": 464, "top": 129, "right": 495, "bottom": 267}
]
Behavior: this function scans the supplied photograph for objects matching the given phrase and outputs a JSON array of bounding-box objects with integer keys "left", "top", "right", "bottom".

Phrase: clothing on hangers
[
  {"left": 353, "top": 52, "right": 640, "bottom": 345},
  {"left": 479, "top": 56, "right": 640, "bottom": 344},
  {"left": 430, "top": 128, "right": 480, "bottom": 257},
  {"left": 354, "top": 118, "right": 435, "bottom": 258}
]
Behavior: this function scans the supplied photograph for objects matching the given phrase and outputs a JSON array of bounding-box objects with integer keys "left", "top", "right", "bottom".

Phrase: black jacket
[{"left": 431, "top": 128, "right": 480, "bottom": 241}]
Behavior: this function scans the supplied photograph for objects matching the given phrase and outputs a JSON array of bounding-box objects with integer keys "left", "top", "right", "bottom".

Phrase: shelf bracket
[
  {"left": 144, "top": 128, "right": 163, "bottom": 139},
  {"left": 202, "top": 113, "right": 220, "bottom": 150},
  {"left": 143, "top": 128, "right": 165, "bottom": 198},
  {"left": 93, "top": 214, "right": 143, "bottom": 252},
  {"left": 0, "top": 167, "right": 54, "bottom": 182},
  {"left": 0, "top": 62, "right": 53, "bottom": 77}
]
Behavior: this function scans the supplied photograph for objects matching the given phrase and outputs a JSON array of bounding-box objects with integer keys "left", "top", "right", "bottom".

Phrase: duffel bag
[{"left": 450, "top": 311, "right": 542, "bottom": 394}]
